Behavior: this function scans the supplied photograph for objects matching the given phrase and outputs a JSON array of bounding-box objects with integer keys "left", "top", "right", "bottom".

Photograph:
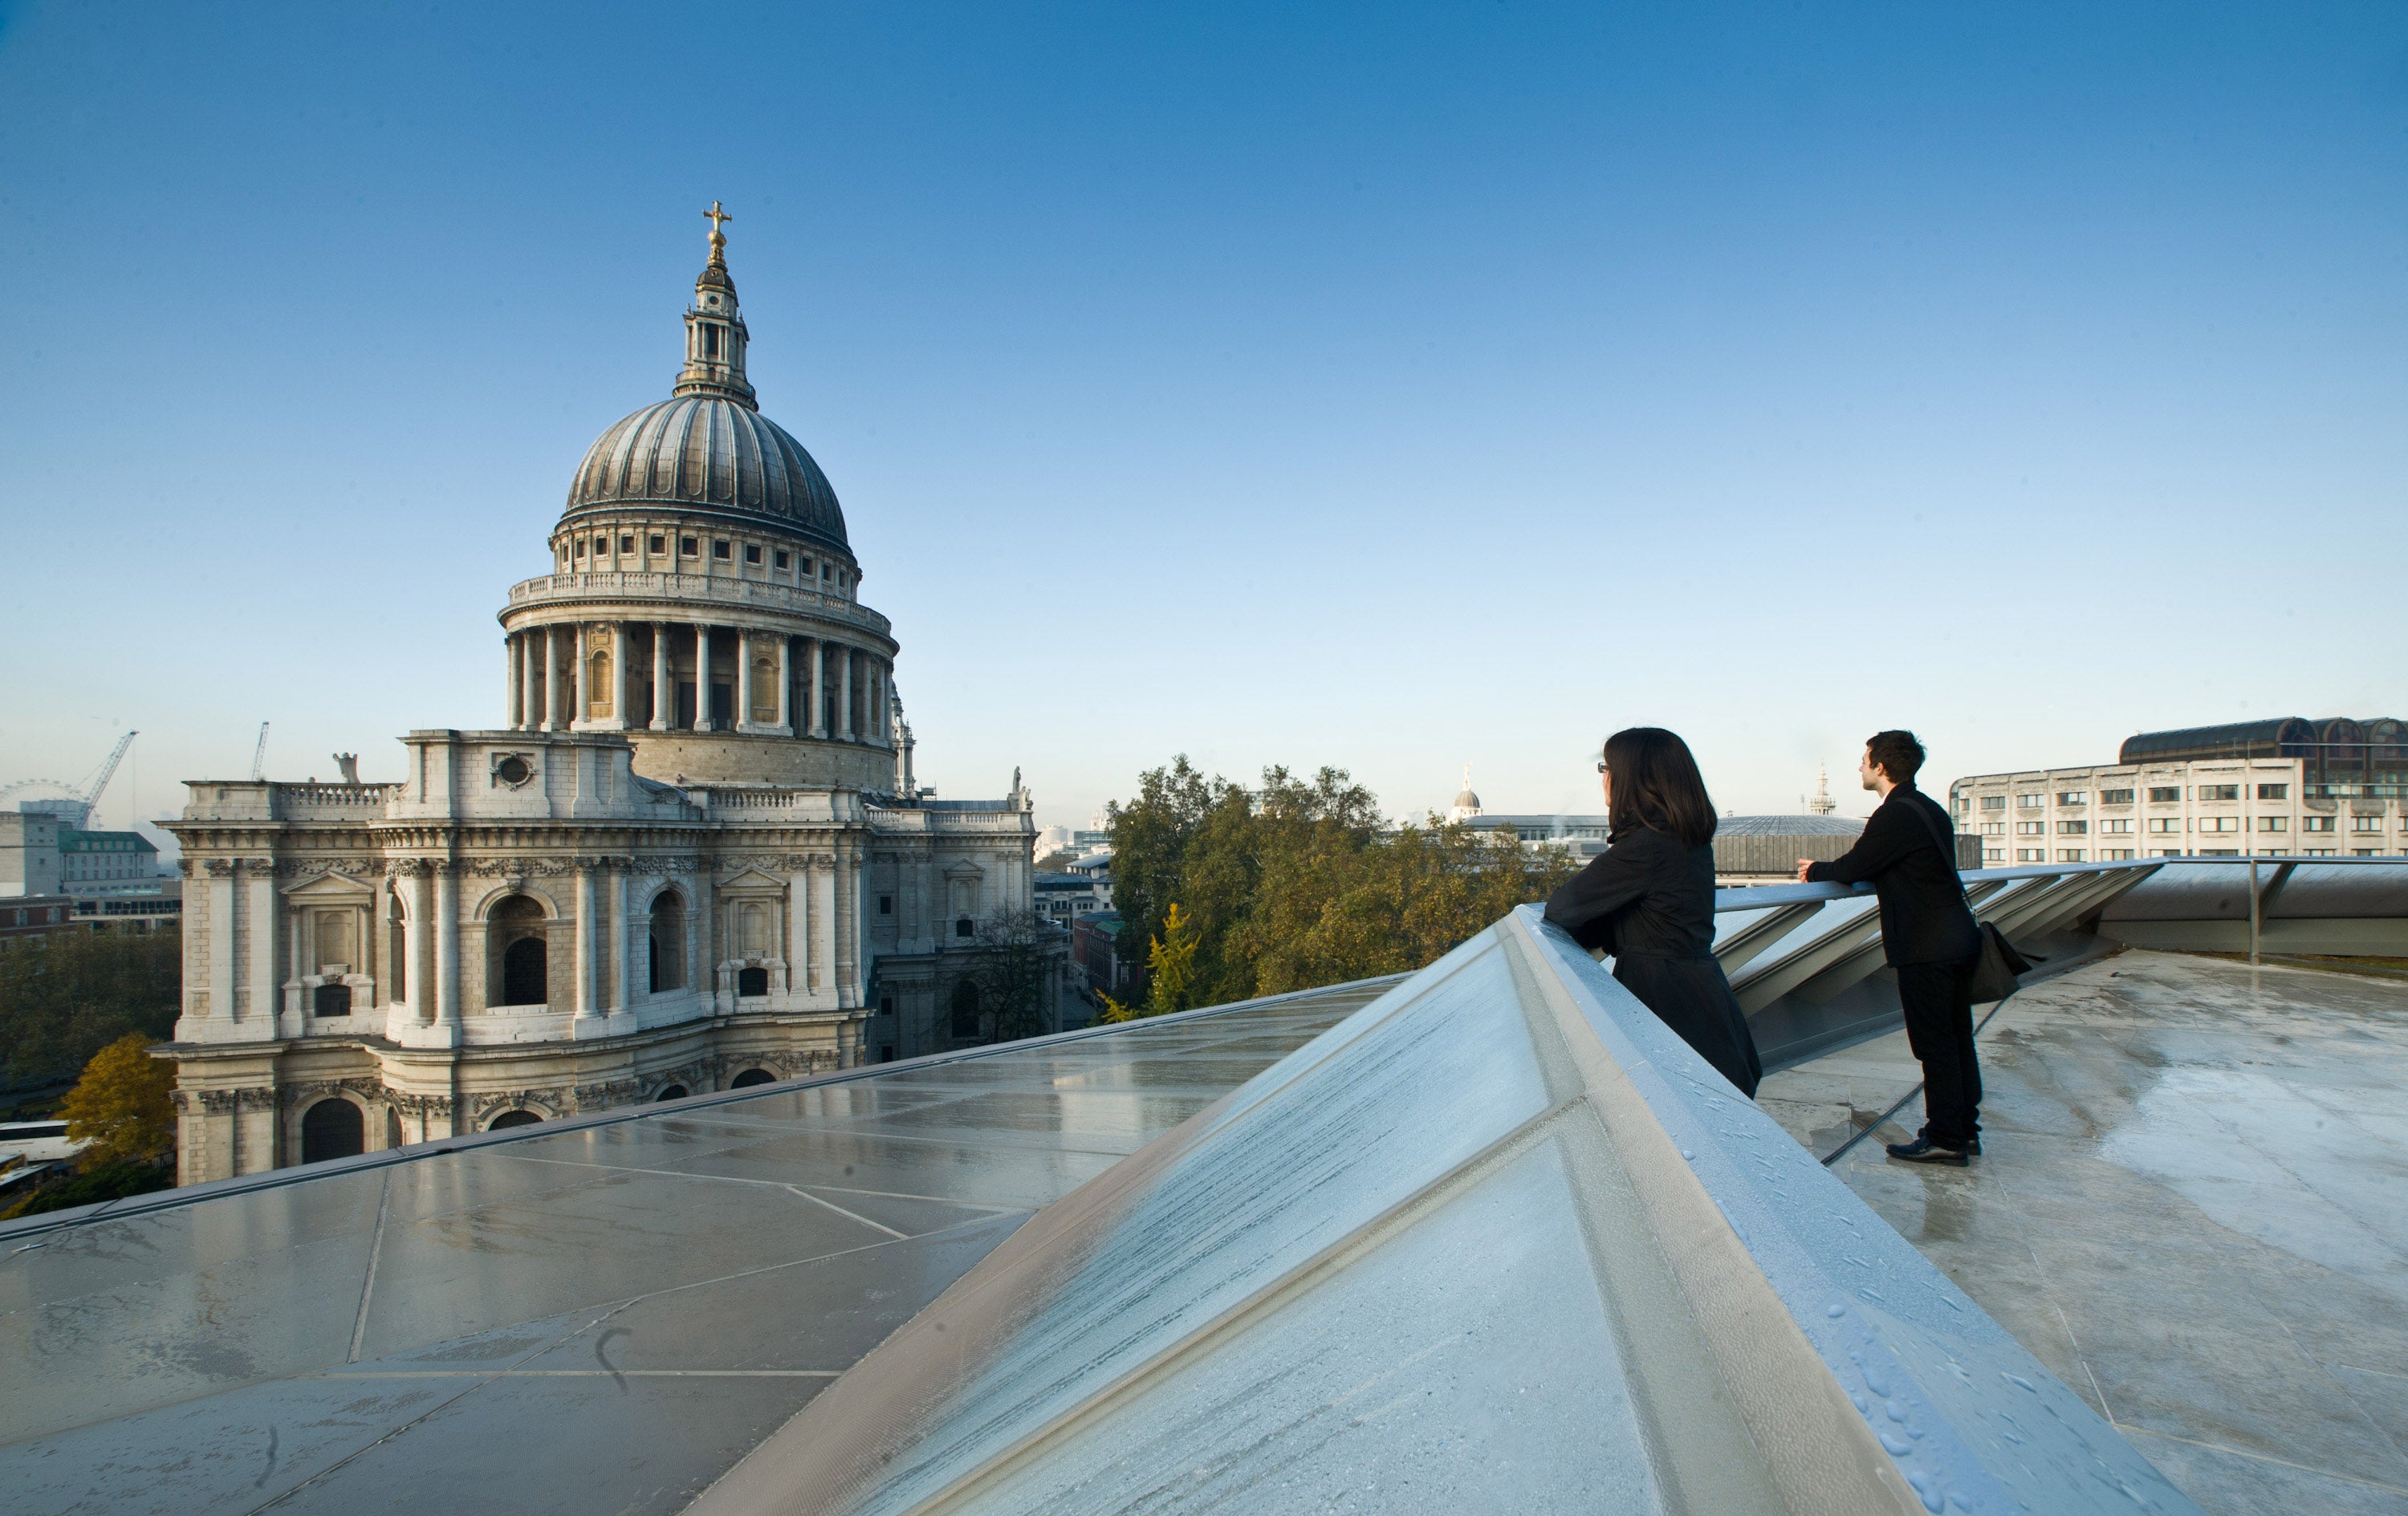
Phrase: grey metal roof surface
[{"left": 0, "top": 980, "right": 1399, "bottom": 1516}]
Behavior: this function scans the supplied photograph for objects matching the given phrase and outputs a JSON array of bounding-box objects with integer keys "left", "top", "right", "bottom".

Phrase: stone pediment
[
  {"left": 281, "top": 870, "right": 378, "bottom": 903},
  {"left": 718, "top": 866, "right": 788, "bottom": 894}
]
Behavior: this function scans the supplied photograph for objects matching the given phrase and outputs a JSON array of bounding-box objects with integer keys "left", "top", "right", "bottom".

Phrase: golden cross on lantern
[{"left": 704, "top": 201, "right": 733, "bottom": 239}]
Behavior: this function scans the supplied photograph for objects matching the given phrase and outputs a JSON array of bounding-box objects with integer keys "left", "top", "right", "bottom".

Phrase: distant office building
[
  {"left": 1948, "top": 717, "right": 2407, "bottom": 863},
  {"left": 0, "top": 896, "right": 77, "bottom": 944},
  {"left": 1070, "top": 911, "right": 1132, "bottom": 1001},
  {"left": 58, "top": 828, "right": 161, "bottom": 892},
  {"left": 71, "top": 881, "right": 182, "bottom": 933},
  {"left": 1066, "top": 850, "right": 1113, "bottom": 911},
  {"left": 1462, "top": 811, "right": 1926, "bottom": 884},
  {"left": 1, "top": 810, "right": 63, "bottom": 897},
  {"left": 1033, "top": 871, "right": 1104, "bottom": 927}
]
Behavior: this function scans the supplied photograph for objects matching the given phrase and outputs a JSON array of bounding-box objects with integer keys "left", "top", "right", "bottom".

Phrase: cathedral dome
[{"left": 566, "top": 397, "right": 848, "bottom": 551}]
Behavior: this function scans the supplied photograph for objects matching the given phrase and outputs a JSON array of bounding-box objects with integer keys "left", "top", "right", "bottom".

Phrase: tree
[
  {"left": 968, "top": 909, "right": 1056, "bottom": 1043},
  {"left": 0, "top": 927, "right": 181, "bottom": 1094},
  {"left": 59, "top": 1032, "right": 176, "bottom": 1164},
  {"left": 1103, "top": 762, "right": 1581, "bottom": 1009}
]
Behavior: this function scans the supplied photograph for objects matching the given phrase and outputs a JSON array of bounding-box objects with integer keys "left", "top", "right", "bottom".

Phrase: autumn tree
[{"left": 59, "top": 1032, "right": 177, "bottom": 1164}]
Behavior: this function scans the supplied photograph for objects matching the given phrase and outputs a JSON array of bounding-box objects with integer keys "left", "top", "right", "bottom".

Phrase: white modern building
[
  {"left": 1950, "top": 717, "right": 2408, "bottom": 864},
  {"left": 160, "top": 219, "right": 1064, "bottom": 1183}
]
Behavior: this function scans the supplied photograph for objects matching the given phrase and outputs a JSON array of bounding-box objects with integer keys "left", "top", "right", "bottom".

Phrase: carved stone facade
[{"left": 159, "top": 225, "right": 1063, "bottom": 1186}]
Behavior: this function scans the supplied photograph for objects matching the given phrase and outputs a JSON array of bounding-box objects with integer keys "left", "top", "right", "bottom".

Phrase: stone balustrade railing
[
  {"left": 505, "top": 571, "right": 893, "bottom": 639},
  {"left": 272, "top": 784, "right": 397, "bottom": 817}
]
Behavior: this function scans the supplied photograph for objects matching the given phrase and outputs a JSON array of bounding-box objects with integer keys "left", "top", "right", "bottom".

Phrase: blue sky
[{"left": 2, "top": 0, "right": 2402, "bottom": 839}]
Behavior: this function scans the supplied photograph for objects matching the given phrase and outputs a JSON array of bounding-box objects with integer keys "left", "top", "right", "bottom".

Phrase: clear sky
[{"left": 2, "top": 1, "right": 2402, "bottom": 845}]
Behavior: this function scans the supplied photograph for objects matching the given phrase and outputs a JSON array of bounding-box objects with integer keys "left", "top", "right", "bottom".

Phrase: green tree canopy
[
  {"left": 0, "top": 927, "right": 181, "bottom": 1092},
  {"left": 1105, "top": 761, "right": 1578, "bottom": 1006}
]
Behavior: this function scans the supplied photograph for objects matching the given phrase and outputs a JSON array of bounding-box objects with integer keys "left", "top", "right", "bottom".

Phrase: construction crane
[
  {"left": 250, "top": 723, "right": 271, "bottom": 782},
  {"left": 0, "top": 730, "right": 137, "bottom": 830}
]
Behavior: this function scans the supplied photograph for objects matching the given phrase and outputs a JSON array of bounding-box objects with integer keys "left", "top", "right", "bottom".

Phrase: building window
[
  {"left": 2015, "top": 821, "right": 2044, "bottom": 836},
  {"left": 2199, "top": 817, "right": 2239, "bottom": 833},
  {"left": 955, "top": 917, "right": 974, "bottom": 938},
  {"left": 2058, "top": 821, "right": 2087, "bottom": 835},
  {"left": 2304, "top": 816, "right": 2337, "bottom": 832},
  {"left": 2101, "top": 819, "right": 2132, "bottom": 834},
  {"left": 745, "top": 544, "right": 762, "bottom": 564},
  {"left": 2260, "top": 817, "right": 2289, "bottom": 832},
  {"left": 1983, "top": 848, "right": 2004, "bottom": 864},
  {"left": 2147, "top": 786, "right": 2182, "bottom": 803},
  {"left": 2147, "top": 819, "right": 2181, "bottom": 833},
  {"left": 2057, "top": 849, "right": 2085, "bottom": 863},
  {"left": 820, "top": 563, "right": 832, "bottom": 581},
  {"left": 2015, "top": 848, "right": 2045, "bottom": 862},
  {"left": 1979, "top": 823, "right": 2005, "bottom": 836},
  {"left": 681, "top": 535, "right": 699, "bottom": 556},
  {"left": 573, "top": 539, "right": 585, "bottom": 558},
  {"left": 2151, "top": 848, "right": 2184, "bottom": 858},
  {"left": 619, "top": 534, "right": 634, "bottom": 554},
  {"left": 2257, "top": 783, "right": 2288, "bottom": 800},
  {"left": 2099, "top": 788, "right": 2135, "bottom": 804},
  {"left": 649, "top": 534, "right": 665, "bottom": 554},
  {"left": 801, "top": 558, "right": 815, "bottom": 577},
  {"left": 2056, "top": 792, "right": 2087, "bottom": 807},
  {"left": 2015, "top": 794, "right": 2044, "bottom": 809},
  {"left": 775, "top": 550, "right": 789, "bottom": 569},
  {"left": 2304, "top": 847, "right": 2337, "bottom": 856},
  {"left": 714, "top": 539, "right": 730, "bottom": 559},
  {"left": 1979, "top": 795, "right": 2005, "bottom": 811},
  {"left": 2102, "top": 848, "right": 2137, "bottom": 860},
  {"left": 2199, "top": 784, "right": 2239, "bottom": 802},
  {"left": 879, "top": 895, "right": 893, "bottom": 915},
  {"left": 2351, "top": 816, "right": 2382, "bottom": 832}
]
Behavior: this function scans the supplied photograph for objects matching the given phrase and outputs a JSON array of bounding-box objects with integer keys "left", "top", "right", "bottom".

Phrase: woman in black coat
[{"left": 1542, "top": 727, "right": 1763, "bottom": 1097}]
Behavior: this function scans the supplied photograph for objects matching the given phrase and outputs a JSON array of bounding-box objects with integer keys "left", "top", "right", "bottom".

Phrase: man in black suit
[{"left": 1795, "top": 730, "right": 1985, "bottom": 1165}]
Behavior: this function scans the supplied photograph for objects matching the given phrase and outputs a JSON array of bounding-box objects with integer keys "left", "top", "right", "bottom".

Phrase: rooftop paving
[{"left": 1760, "top": 949, "right": 2408, "bottom": 1514}]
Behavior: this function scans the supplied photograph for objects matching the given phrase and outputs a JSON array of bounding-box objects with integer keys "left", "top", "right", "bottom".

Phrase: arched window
[
  {"left": 950, "top": 980, "right": 983, "bottom": 1040},
  {"left": 653, "top": 1084, "right": 689, "bottom": 1102},
  {"left": 588, "top": 648, "right": 613, "bottom": 718},
  {"left": 301, "top": 1099, "right": 364, "bottom": 1164},
  {"left": 388, "top": 895, "right": 407, "bottom": 1001},
  {"left": 729, "top": 1067, "right": 776, "bottom": 1088},
  {"left": 384, "top": 1107, "right": 404, "bottom": 1149},
  {"left": 489, "top": 894, "right": 547, "bottom": 1007},
  {"left": 649, "top": 891, "right": 685, "bottom": 993},
  {"left": 738, "top": 965, "right": 770, "bottom": 997},
  {"left": 488, "top": 1110, "right": 542, "bottom": 1130}
]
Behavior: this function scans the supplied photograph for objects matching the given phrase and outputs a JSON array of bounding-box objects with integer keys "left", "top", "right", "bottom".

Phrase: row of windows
[
  {"left": 1989, "top": 782, "right": 2290, "bottom": 809},
  {"left": 563, "top": 530, "right": 852, "bottom": 591}
]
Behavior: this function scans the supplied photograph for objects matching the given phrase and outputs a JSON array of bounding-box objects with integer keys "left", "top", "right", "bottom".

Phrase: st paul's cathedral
[{"left": 163, "top": 211, "right": 1063, "bottom": 1182}]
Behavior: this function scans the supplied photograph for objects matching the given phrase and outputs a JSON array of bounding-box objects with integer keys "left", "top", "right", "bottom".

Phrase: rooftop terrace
[{"left": 2, "top": 858, "right": 2402, "bottom": 1513}]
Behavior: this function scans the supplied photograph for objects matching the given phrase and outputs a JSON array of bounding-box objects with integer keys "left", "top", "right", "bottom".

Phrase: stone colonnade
[{"left": 502, "top": 622, "right": 891, "bottom": 743}]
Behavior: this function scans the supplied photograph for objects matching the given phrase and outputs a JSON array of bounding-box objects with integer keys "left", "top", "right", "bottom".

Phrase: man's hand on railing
[{"left": 1793, "top": 859, "right": 1814, "bottom": 883}]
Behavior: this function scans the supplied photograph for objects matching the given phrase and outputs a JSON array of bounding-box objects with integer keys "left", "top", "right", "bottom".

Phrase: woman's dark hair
[{"left": 1601, "top": 727, "right": 1718, "bottom": 848}]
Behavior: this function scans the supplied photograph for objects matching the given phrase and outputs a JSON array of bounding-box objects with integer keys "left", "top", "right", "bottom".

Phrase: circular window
[{"left": 496, "top": 755, "right": 531, "bottom": 786}]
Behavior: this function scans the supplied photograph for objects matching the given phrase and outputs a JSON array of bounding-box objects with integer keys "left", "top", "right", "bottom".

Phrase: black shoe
[
  {"left": 1966, "top": 1135, "right": 1983, "bottom": 1156},
  {"left": 1887, "top": 1137, "right": 1969, "bottom": 1166}
]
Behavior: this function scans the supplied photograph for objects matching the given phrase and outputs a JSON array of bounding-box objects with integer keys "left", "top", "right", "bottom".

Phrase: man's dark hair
[
  {"left": 1866, "top": 730, "right": 1926, "bottom": 786},
  {"left": 1602, "top": 727, "right": 1719, "bottom": 848}
]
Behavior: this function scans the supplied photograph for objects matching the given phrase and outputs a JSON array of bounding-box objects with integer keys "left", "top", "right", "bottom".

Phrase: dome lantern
[{"left": 676, "top": 201, "right": 755, "bottom": 408}]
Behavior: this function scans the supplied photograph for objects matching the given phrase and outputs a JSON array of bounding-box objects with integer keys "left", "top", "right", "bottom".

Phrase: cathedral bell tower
[{"left": 677, "top": 201, "right": 755, "bottom": 408}]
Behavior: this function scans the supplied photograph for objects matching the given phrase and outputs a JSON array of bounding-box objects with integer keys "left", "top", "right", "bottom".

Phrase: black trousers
[{"left": 1896, "top": 955, "right": 1981, "bottom": 1148}]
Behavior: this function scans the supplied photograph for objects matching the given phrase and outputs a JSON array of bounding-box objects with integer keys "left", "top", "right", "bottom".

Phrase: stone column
[
  {"left": 774, "top": 636, "right": 791, "bottom": 734},
  {"left": 812, "top": 858, "right": 836, "bottom": 996},
  {"left": 840, "top": 648, "right": 855, "bottom": 741},
  {"left": 520, "top": 633, "right": 541, "bottom": 730},
  {"left": 695, "top": 624, "right": 714, "bottom": 730},
  {"left": 696, "top": 865, "right": 719, "bottom": 1009},
  {"left": 541, "top": 625, "right": 562, "bottom": 730},
  {"left": 610, "top": 622, "right": 629, "bottom": 730},
  {"left": 811, "top": 640, "right": 828, "bottom": 738},
  {"left": 408, "top": 868, "right": 433, "bottom": 1023},
  {"left": 834, "top": 847, "right": 857, "bottom": 1007},
  {"left": 737, "top": 628, "right": 755, "bottom": 730},
  {"left": 651, "top": 624, "right": 673, "bottom": 730},
  {"left": 433, "top": 865, "right": 462, "bottom": 1038},
  {"left": 571, "top": 622, "right": 588, "bottom": 726},
  {"left": 246, "top": 864, "right": 277, "bottom": 1026},
  {"left": 608, "top": 864, "right": 628, "bottom": 1019},
  {"left": 787, "top": 862, "right": 811, "bottom": 998},
  {"left": 506, "top": 634, "right": 523, "bottom": 730},
  {"left": 573, "top": 864, "right": 598, "bottom": 1029}
]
